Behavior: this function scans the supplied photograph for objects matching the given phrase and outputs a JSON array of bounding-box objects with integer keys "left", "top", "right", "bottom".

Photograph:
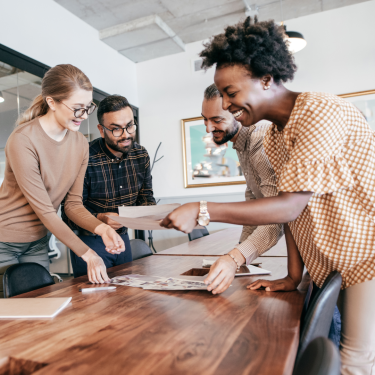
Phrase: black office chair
[
  {"left": 129, "top": 239, "right": 153, "bottom": 261},
  {"left": 296, "top": 271, "right": 342, "bottom": 363},
  {"left": 188, "top": 227, "right": 209, "bottom": 241},
  {"left": 3, "top": 263, "right": 55, "bottom": 298},
  {"left": 293, "top": 337, "right": 341, "bottom": 375}
]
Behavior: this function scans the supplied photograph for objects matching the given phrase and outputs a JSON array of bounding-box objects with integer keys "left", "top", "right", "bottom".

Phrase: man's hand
[
  {"left": 204, "top": 248, "right": 246, "bottom": 294},
  {"left": 160, "top": 202, "right": 199, "bottom": 233},
  {"left": 94, "top": 223, "right": 126, "bottom": 254},
  {"left": 97, "top": 212, "right": 123, "bottom": 230},
  {"left": 247, "top": 275, "right": 299, "bottom": 292},
  {"left": 81, "top": 249, "right": 110, "bottom": 284}
]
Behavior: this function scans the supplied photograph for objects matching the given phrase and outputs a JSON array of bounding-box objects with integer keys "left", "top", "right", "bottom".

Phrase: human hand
[
  {"left": 95, "top": 224, "right": 125, "bottom": 254},
  {"left": 204, "top": 254, "right": 237, "bottom": 294},
  {"left": 160, "top": 202, "right": 199, "bottom": 233},
  {"left": 247, "top": 275, "right": 299, "bottom": 292},
  {"left": 97, "top": 212, "right": 123, "bottom": 230},
  {"left": 81, "top": 249, "right": 110, "bottom": 283}
]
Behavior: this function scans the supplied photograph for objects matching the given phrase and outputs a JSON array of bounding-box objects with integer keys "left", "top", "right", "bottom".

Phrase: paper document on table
[
  {"left": 202, "top": 259, "right": 265, "bottom": 276},
  {"left": 110, "top": 274, "right": 209, "bottom": 291},
  {"left": 0, "top": 297, "right": 72, "bottom": 319},
  {"left": 235, "top": 265, "right": 271, "bottom": 277}
]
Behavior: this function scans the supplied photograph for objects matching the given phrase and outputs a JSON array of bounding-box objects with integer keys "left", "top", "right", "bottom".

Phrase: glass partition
[{"left": 0, "top": 62, "right": 42, "bottom": 183}]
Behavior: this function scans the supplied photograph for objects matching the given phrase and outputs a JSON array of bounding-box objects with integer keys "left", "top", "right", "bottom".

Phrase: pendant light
[
  {"left": 280, "top": 0, "right": 306, "bottom": 53},
  {"left": 0, "top": 91, "right": 4, "bottom": 103}
]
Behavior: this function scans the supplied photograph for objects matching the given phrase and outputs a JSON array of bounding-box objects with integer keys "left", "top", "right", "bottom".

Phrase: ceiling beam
[{"left": 99, "top": 14, "right": 185, "bottom": 52}]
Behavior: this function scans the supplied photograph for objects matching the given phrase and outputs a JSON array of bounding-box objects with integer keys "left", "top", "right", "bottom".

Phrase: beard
[
  {"left": 212, "top": 118, "right": 240, "bottom": 145},
  {"left": 104, "top": 132, "right": 134, "bottom": 155}
]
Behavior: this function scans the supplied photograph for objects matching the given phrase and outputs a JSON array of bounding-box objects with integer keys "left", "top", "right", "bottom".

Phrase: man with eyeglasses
[{"left": 62, "top": 95, "right": 156, "bottom": 278}]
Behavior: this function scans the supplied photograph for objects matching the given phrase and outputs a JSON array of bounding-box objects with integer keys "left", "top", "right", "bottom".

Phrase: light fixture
[
  {"left": 280, "top": 0, "right": 306, "bottom": 53},
  {"left": 0, "top": 91, "right": 4, "bottom": 103}
]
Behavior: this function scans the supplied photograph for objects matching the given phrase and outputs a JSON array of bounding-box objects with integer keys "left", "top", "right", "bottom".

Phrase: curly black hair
[{"left": 200, "top": 17, "right": 297, "bottom": 84}]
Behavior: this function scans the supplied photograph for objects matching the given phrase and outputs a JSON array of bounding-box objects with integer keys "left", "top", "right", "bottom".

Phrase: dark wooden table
[
  {"left": 0, "top": 255, "right": 308, "bottom": 375},
  {"left": 155, "top": 227, "right": 287, "bottom": 257}
]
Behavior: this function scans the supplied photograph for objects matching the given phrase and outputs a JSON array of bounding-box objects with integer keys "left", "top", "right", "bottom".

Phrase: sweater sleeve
[
  {"left": 63, "top": 145, "right": 104, "bottom": 233},
  {"left": 7, "top": 133, "right": 96, "bottom": 256}
]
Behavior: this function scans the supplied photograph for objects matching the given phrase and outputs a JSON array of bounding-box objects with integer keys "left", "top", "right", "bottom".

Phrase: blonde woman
[{"left": 0, "top": 64, "right": 125, "bottom": 295}]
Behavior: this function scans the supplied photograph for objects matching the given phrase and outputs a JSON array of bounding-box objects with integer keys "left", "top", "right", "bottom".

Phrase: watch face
[{"left": 198, "top": 215, "right": 210, "bottom": 226}]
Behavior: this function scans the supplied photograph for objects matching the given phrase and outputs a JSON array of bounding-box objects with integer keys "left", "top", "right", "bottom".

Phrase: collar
[
  {"left": 99, "top": 137, "right": 124, "bottom": 162},
  {"left": 232, "top": 124, "right": 256, "bottom": 151}
]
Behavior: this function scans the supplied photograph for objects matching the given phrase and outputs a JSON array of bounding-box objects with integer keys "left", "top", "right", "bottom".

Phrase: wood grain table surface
[
  {"left": 155, "top": 227, "right": 287, "bottom": 257},
  {"left": 0, "top": 255, "right": 309, "bottom": 375}
]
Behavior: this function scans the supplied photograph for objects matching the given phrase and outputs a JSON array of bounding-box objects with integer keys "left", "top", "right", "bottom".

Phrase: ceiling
[{"left": 54, "top": 0, "right": 371, "bottom": 62}]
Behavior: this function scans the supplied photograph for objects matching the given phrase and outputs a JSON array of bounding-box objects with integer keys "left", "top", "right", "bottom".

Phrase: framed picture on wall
[
  {"left": 339, "top": 89, "right": 375, "bottom": 131},
  {"left": 181, "top": 116, "right": 246, "bottom": 188}
]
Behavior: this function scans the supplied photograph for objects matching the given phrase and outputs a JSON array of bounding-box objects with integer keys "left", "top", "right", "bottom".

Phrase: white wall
[
  {"left": 0, "top": 0, "right": 138, "bottom": 106},
  {"left": 137, "top": 0, "right": 375, "bottom": 199},
  {"left": 285, "top": 0, "right": 375, "bottom": 95}
]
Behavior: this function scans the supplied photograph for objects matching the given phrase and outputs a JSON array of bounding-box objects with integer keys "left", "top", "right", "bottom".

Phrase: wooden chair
[
  {"left": 3, "top": 263, "right": 55, "bottom": 298},
  {"left": 293, "top": 337, "right": 340, "bottom": 375}
]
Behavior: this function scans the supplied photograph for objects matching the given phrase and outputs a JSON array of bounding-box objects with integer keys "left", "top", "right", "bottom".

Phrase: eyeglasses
[
  {"left": 59, "top": 101, "right": 97, "bottom": 118},
  {"left": 100, "top": 122, "right": 137, "bottom": 137}
]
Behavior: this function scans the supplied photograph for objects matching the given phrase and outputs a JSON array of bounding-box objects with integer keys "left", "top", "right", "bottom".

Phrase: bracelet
[{"left": 227, "top": 253, "right": 241, "bottom": 272}]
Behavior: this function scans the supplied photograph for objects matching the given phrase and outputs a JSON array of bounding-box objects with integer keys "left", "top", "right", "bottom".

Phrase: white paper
[
  {"left": 109, "top": 216, "right": 169, "bottom": 230},
  {"left": 118, "top": 204, "right": 181, "bottom": 219},
  {"left": 0, "top": 297, "right": 72, "bottom": 319},
  {"left": 235, "top": 265, "right": 271, "bottom": 277}
]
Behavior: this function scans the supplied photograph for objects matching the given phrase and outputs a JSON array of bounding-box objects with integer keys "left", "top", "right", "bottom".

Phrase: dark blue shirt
[{"left": 62, "top": 137, "right": 156, "bottom": 234}]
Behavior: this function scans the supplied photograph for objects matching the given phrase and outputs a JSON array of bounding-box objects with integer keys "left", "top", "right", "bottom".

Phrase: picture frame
[
  {"left": 181, "top": 116, "right": 246, "bottom": 188},
  {"left": 339, "top": 89, "right": 375, "bottom": 131}
]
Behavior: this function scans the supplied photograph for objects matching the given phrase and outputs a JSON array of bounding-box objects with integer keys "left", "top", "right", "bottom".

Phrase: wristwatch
[{"left": 197, "top": 201, "right": 210, "bottom": 226}]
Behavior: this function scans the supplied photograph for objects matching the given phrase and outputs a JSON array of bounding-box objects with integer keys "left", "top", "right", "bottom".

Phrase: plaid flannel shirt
[{"left": 62, "top": 137, "right": 156, "bottom": 234}]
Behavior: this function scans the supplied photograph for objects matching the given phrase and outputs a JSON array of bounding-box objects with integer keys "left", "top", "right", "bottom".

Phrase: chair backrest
[
  {"left": 3, "top": 263, "right": 55, "bottom": 298},
  {"left": 297, "top": 271, "right": 342, "bottom": 362},
  {"left": 129, "top": 239, "right": 153, "bottom": 261},
  {"left": 188, "top": 227, "right": 209, "bottom": 241},
  {"left": 293, "top": 337, "right": 341, "bottom": 375}
]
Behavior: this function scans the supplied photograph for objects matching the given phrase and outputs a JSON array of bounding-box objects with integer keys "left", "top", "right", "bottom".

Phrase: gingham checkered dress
[{"left": 264, "top": 92, "right": 375, "bottom": 289}]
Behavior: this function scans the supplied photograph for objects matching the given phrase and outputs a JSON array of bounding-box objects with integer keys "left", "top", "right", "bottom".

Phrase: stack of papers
[
  {"left": 110, "top": 274, "right": 208, "bottom": 291},
  {"left": 109, "top": 204, "right": 204, "bottom": 231}
]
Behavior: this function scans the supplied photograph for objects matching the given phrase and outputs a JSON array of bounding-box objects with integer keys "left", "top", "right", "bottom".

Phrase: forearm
[
  {"left": 285, "top": 223, "right": 304, "bottom": 285},
  {"left": 207, "top": 192, "right": 312, "bottom": 226}
]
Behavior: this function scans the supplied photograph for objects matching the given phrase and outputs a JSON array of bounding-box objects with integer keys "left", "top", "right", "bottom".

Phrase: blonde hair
[{"left": 17, "top": 64, "right": 93, "bottom": 125}]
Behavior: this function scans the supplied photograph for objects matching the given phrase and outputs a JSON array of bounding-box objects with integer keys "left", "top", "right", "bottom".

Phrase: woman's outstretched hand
[
  {"left": 95, "top": 223, "right": 125, "bottom": 254},
  {"left": 81, "top": 249, "right": 110, "bottom": 284},
  {"left": 160, "top": 202, "right": 200, "bottom": 233},
  {"left": 247, "top": 276, "right": 299, "bottom": 292}
]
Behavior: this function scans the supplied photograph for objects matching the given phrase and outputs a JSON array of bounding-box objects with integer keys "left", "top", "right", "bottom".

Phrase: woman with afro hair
[{"left": 161, "top": 17, "right": 375, "bottom": 374}]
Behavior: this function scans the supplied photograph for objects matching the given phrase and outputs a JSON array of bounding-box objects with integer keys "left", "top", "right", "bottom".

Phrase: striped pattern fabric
[
  {"left": 62, "top": 137, "right": 156, "bottom": 234},
  {"left": 233, "top": 122, "right": 283, "bottom": 264},
  {"left": 264, "top": 92, "right": 375, "bottom": 289}
]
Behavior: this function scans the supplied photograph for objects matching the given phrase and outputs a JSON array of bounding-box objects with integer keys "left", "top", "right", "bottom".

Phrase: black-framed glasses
[
  {"left": 59, "top": 101, "right": 97, "bottom": 118},
  {"left": 100, "top": 122, "right": 137, "bottom": 137}
]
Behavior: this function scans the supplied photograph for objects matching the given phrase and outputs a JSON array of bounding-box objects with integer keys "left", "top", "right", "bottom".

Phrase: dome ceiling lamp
[{"left": 279, "top": 0, "right": 307, "bottom": 53}]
